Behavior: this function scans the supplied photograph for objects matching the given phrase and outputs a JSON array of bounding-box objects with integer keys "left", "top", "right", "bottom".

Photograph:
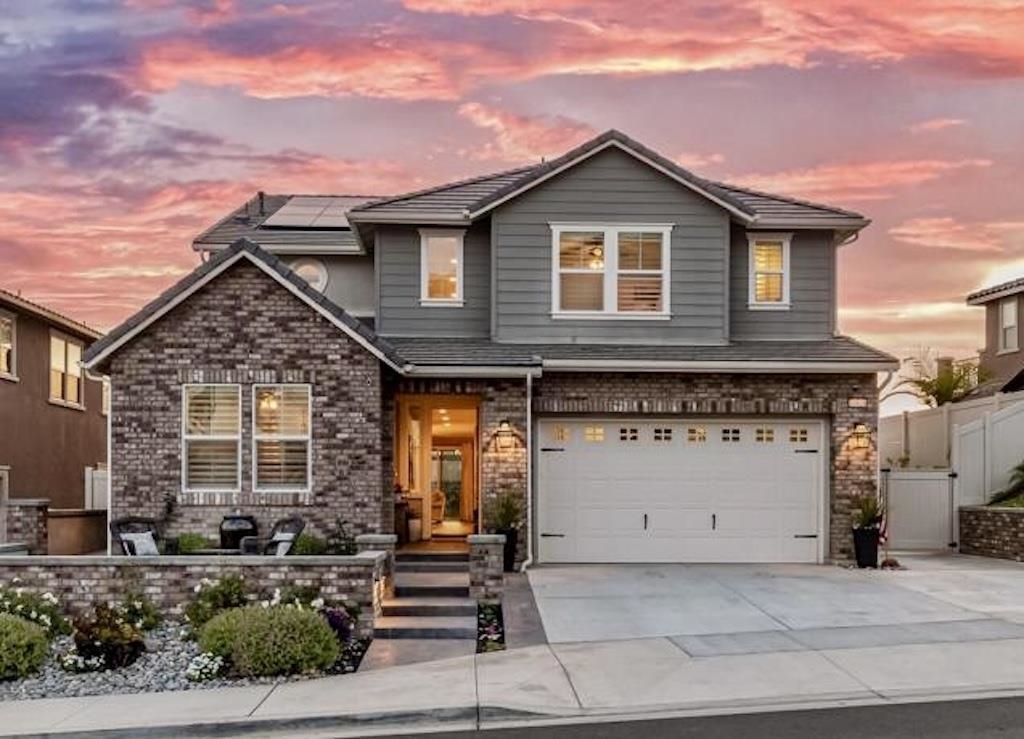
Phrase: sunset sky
[{"left": 4, "top": 1, "right": 1024, "bottom": 414}]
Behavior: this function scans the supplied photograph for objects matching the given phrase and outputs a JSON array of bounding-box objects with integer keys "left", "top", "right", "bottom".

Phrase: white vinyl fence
[
  {"left": 882, "top": 470, "right": 955, "bottom": 551},
  {"left": 952, "top": 400, "right": 1024, "bottom": 506},
  {"left": 880, "top": 390, "right": 1024, "bottom": 469},
  {"left": 84, "top": 466, "right": 108, "bottom": 510}
]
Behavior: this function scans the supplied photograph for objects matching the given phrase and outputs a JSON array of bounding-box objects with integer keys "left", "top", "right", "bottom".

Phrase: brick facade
[
  {"left": 5, "top": 499, "right": 49, "bottom": 554},
  {"left": 468, "top": 534, "right": 505, "bottom": 602},
  {"left": 533, "top": 372, "right": 879, "bottom": 561},
  {"left": 960, "top": 506, "right": 1024, "bottom": 561},
  {"left": 0, "top": 554, "right": 388, "bottom": 638},
  {"left": 106, "top": 262, "right": 388, "bottom": 540}
]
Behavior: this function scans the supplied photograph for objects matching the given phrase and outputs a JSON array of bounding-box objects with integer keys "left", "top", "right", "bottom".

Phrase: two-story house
[
  {"left": 0, "top": 290, "right": 108, "bottom": 553},
  {"left": 83, "top": 131, "right": 896, "bottom": 564},
  {"left": 967, "top": 276, "right": 1024, "bottom": 397}
]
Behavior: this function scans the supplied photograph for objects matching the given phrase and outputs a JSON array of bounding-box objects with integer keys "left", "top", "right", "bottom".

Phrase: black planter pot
[
  {"left": 497, "top": 527, "right": 518, "bottom": 572},
  {"left": 852, "top": 527, "right": 880, "bottom": 568}
]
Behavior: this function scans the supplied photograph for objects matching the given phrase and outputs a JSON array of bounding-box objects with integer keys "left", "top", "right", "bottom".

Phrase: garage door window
[
  {"left": 722, "top": 428, "right": 741, "bottom": 442},
  {"left": 619, "top": 427, "right": 638, "bottom": 442},
  {"left": 584, "top": 426, "right": 604, "bottom": 442},
  {"left": 755, "top": 427, "right": 775, "bottom": 443},
  {"left": 687, "top": 427, "right": 707, "bottom": 443},
  {"left": 551, "top": 425, "right": 570, "bottom": 442},
  {"left": 653, "top": 428, "right": 673, "bottom": 442},
  {"left": 790, "top": 428, "right": 808, "bottom": 443}
]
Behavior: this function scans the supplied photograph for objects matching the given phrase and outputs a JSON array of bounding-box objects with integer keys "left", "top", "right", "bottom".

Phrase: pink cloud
[
  {"left": 457, "top": 103, "right": 595, "bottom": 161},
  {"left": 909, "top": 117, "right": 967, "bottom": 133},
  {"left": 735, "top": 158, "right": 993, "bottom": 202},
  {"left": 676, "top": 151, "right": 726, "bottom": 170},
  {"left": 888, "top": 217, "right": 1019, "bottom": 253}
]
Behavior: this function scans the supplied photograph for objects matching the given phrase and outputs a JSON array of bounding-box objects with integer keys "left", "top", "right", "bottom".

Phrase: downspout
[
  {"left": 520, "top": 371, "right": 534, "bottom": 572},
  {"left": 85, "top": 369, "right": 112, "bottom": 555}
]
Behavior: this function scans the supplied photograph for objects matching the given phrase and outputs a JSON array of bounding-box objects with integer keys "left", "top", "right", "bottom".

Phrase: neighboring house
[
  {"left": 0, "top": 290, "right": 108, "bottom": 551},
  {"left": 967, "top": 276, "right": 1024, "bottom": 397},
  {"left": 83, "top": 130, "right": 896, "bottom": 564}
]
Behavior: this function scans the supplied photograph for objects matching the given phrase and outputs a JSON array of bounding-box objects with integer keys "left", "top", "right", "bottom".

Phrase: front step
[
  {"left": 382, "top": 597, "right": 477, "bottom": 618},
  {"left": 394, "top": 572, "right": 470, "bottom": 598},
  {"left": 395, "top": 551, "right": 468, "bottom": 563},
  {"left": 396, "top": 560, "right": 469, "bottom": 573},
  {"left": 374, "top": 615, "right": 477, "bottom": 640}
]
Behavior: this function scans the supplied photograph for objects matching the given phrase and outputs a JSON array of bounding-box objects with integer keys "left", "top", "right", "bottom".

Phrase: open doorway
[{"left": 395, "top": 396, "right": 479, "bottom": 543}]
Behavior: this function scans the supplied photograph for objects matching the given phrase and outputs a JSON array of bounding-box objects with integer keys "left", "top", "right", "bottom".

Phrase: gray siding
[
  {"left": 280, "top": 255, "right": 375, "bottom": 316},
  {"left": 491, "top": 147, "right": 730, "bottom": 344},
  {"left": 729, "top": 226, "right": 836, "bottom": 340},
  {"left": 375, "top": 221, "right": 490, "bottom": 337}
]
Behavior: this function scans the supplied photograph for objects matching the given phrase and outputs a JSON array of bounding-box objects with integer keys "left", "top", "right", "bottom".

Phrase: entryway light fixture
[
  {"left": 851, "top": 423, "right": 871, "bottom": 449},
  {"left": 496, "top": 419, "right": 514, "bottom": 449}
]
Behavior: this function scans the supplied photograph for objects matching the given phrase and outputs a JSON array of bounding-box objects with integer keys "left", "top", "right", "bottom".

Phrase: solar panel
[{"left": 262, "top": 196, "right": 370, "bottom": 229}]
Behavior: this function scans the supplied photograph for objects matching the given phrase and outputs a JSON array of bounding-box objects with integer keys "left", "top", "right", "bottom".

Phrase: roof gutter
[
  {"left": 967, "top": 285, "right": 1024, "bottom": 306},
  {"left": 347, "top": 210, "right": 471, "bottom": 226},
  {"left": 541, "top": 359, "right": 899, "bottom": 373},
  {"left": 402, "top": 364, "right": 542, "bottom": 378}
]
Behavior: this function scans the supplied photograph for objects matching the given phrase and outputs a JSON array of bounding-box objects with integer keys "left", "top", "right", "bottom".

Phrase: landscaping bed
[
  {"left": 0, "top": 577, "right": 370, "bottom": 701},
  {"left": 477, "top": 602, "right": 505, "bottom": 653}
]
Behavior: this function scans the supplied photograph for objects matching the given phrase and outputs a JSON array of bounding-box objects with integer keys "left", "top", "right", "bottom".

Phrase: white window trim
[
  {"left": 998, "top": 296, "right": 1019, "bottom": 354},
  {"left": 48, "top": 330, "right": 85, "bottom": 410},
  {"left": 181, "top": 383, "right": 242, "bottom": 494},
  {"left": 747, "top": 232, "right": 792, "bottom": 310},
  {"left": 419, "top": 228, "right": 465, "bottom": 306},
  {"left": 252, "top": 383, "right": 313, "bottom": 494},
  {"left": 550, "top": 223, "right": 673, "bottom": 320},
  {"left": 0, "top": 309, "right": 16, "bottom": 382}
]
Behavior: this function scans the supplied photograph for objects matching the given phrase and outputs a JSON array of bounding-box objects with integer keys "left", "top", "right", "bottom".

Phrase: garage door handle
[
  {"left": 712, "top": 513, "right": 716, "bottom": 530},
  {"left": 793, "top": 534, "right": 818, "bottom": 539},
  {"left": 794, "top": 449, "right": 819, "bottom": 454},
  {"left": 540, "top": 447, "right": 565, "bottom": 452},
  {"left": 540, "top": 533, "right": 565, "bottom": 538}
]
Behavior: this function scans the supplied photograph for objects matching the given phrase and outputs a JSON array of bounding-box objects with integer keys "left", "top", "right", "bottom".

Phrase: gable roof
[
  {"left": 967, "top": 276, "right": 1024, "bottom": 305},
  {"left": 82, "top": 239, "right": 403, "bottom": 372},
  {"left": 193, "top": 193, "right": 378, "bottom": 253},
  {"left": 349, "top": 130, "right": 870, "bottom": 230},
  {"left": 0, "top": 289, "right": 102, "bottom": 341}
]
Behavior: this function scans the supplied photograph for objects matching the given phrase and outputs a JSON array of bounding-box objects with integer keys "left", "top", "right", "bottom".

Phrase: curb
[{"left": 6, "top": 705, "right": 547, "bottom": 739}]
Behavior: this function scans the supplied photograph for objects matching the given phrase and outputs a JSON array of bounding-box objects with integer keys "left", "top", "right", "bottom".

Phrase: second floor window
[
  {"left": 420, "top": 229, "right": 464, "bottom": 304},
  {"left": 0, "top": 312, "right": 14, "bottom": 379},
  {"left": 1000, "top": 297, "right": 1019, "bottom": 352},
  {"left": 748, "top": 233, "right": 791, "bottom": 308},
  {"left": 49, "top": 334, "right": 83, "bottom": 405},
  {"left": 552, "top": 224, "right": 671, "bottom": 317}
]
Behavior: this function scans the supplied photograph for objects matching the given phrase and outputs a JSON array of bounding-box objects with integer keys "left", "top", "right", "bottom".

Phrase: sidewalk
[{"left": 6, "top": 633, "right": 1024, "bottom": 738}]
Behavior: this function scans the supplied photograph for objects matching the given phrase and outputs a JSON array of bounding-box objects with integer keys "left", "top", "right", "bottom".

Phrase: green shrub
[
  {"left": 291, "top": 534, "right": 328, "bottom": 556},
  {"left": 184, "top": 575, "right": 249, "bottom": 634},
  {"left": 119, "top": 592, "right": 161, "bottom": 631},
  {"left": 61, "top": 603, "right": 145, "bottom": 672},
  {"left": 0, "top": 582, "right": 70, "bottom": 638},
  {"left": 176, "top": 532, "right": 214, "bottom": 554},
  {"left": 199, "top": 606, "right": 339, "bottom": 678},
  {"left": 0, "top": 614, "right": 49, "bottom": 680},
  {"left": 325, "top": 518, "right": 357, "bottom": 555}
]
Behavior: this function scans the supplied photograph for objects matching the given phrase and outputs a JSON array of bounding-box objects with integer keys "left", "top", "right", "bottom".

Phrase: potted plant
[
  {"left": 490, "top": 491, "right": 523, "bottom": 572},
  {"left": 851, "top": 495, "right": 884, "bottom": 568}
]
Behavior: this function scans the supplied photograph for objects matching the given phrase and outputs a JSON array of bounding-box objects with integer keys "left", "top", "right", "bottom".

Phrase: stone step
[
  {"left": 395, "top": 551, "right": 469, "bottom": 563},
  {"left": 374, "top": 615, "right": 477, "bottom": 640},
  {"left": 394, "top": 572, "right": 470, "bottom": 598},
  {"left": 382, "top": 597, "right": 477, "bottom": 617},
  {"left": 361, "top": 639, "right": 477, "bottom": 670},
  {"left": 395, "top": 560, "right": 469, "bottom": 573}
]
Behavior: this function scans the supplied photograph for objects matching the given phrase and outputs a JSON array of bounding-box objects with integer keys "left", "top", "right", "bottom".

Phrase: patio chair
[
  {"left": 109, "top": 517, "right": 164, "bottom": 556},
  {"left": 240, "top": 516, "right": 305, "bottom": 556}
]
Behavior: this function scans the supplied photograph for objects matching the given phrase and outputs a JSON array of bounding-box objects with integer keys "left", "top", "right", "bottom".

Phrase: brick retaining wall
[
  {"left": 6, "top": 499, "right": 50, "bottom": 554},
  {"left": 960, "top": 506, "right": 1024, "bottom": 561},
  {"left": 0, "top": 552, "right": 390, "bottom": 638}
]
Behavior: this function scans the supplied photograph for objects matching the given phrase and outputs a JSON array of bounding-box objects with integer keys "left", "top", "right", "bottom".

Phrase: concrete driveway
[{"left": 528, "top": 553, "right": 1024, "bottom": 646}]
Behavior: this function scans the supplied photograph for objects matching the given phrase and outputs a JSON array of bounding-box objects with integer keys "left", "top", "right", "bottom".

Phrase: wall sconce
[
  {"left": 848, "top": 397, "right": 868, "bottom": 409},
  {"left": 496, "top": 419, "right": 515, "bottom": 450},
  {"left": 851, "top": 423, "right": 871, "bottom": 449}
]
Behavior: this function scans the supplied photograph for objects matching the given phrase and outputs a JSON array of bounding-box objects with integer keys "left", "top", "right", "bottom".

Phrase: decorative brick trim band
[
  {"left": 0, "top": 553, "right": 388, "bottom": 638},
  {"left": 532, "top": 396, "right": 837, "bottom": 416},
  {"left": 468, "top": 534, "right": 505, "bottom": 603},
  {"left": 959, "top": 506, "right": 1024, "bottom": 562},
  {"left": 176, "top": 491, "right": 314, "bottom": 507}
]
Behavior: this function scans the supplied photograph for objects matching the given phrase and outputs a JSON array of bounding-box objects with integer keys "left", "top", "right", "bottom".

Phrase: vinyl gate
[{"left": 882, "top": 469, "right": 955, "bottom": 551}]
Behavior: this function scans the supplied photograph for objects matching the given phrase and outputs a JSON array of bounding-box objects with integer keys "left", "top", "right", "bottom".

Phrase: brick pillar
[
  {"left": 468, "top": 534, "right": 505, "bottom": 603},
  {"left": 355, "top": 533, "right": 397, "bottom": 599},
  {"left": 480, "top": 380, "right": 528, "bottom": 566},
  {"left": 5, "top": 499, "right": 50, "bottom": 555}
]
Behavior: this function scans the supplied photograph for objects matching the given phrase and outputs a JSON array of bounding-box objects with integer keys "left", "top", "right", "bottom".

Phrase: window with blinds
[
  {"left": 747, "top": 233, "right": 791, "bottom": 307},
  {"left": 182, "top": 385, "right": 240, "bottom": 491},
  {"left": 49, "top": 333, "right": 84, "bottom": 405},
  {"left": 253, "top": 385, "right": 311, "bottom": 492}
]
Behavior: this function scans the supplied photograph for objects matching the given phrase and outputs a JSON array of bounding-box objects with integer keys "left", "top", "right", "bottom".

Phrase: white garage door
[{"left": 537, "top": 419, "right": 825, "bottom": 564}]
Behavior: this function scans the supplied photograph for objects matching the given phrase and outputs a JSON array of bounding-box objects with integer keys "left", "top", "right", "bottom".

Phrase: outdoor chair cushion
[
  {"left": 120, "top": 531, "right": 159, "bottom": 556},
  {"left": 270, "top": 532, "right": 295, "bottom": 556}
]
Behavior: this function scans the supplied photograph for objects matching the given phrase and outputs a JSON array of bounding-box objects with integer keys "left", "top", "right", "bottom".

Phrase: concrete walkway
[{"left": 4, "top": 554, "right": 1024, "bottom": 738}]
